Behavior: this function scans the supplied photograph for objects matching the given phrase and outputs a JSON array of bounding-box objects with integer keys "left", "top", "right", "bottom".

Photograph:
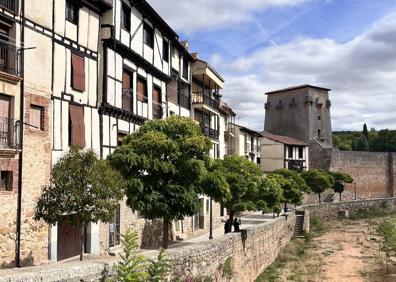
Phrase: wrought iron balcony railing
[
  {"left": 0, "top": 0, "right": 17, "bottom": 13},
  {"left": 0, "top": 41, "right": 20, "bottom": 76},
  {"left": 0, "top": 117, "right": 19, "bottom": 149},
  {"left": 200, "top": 124, "right": 219, "bottom": 140},
  {"left": 192, "top": 92, "right": 220, "bottom": 110}
]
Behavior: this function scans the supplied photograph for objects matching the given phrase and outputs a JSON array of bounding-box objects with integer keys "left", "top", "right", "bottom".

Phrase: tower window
[{"left": 318, "top": 129, "right": 321, "bottom": 138}]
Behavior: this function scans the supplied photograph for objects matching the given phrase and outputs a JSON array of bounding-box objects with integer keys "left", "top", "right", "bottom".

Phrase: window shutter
[
  {"left": 152, "top": 87, "right": 161, "bottom": 104},
  {"left": 122, "top": 71, "right": 132, "bottom": 112},
  {"left": 137, "top": 78, "right": 147, "bottom": 102},
  {"left": 30, "top": 105, "right": 42, "bottom": 130},
  {"left": 71, "top": 53, "right": 85, "bottom": 92},
  {"left": 69, "top": 104, "right": 85, "bottom": 148}
]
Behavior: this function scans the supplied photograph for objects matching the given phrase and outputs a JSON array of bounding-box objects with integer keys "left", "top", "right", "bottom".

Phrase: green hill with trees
[{"left": 333, "top": 124, "right": 396, "bottom": 152}]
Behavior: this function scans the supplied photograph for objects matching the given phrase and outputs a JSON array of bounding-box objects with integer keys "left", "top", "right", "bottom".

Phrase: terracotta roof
[
  {"left": 260, "top": 132, "right": 308, "bottom": 146},
  {"left": 265, "top": 84, "right": 331, "bottom": 95}
]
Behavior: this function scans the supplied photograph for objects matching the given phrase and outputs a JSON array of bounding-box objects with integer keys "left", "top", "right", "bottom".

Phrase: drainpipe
[{"left": 16, "top": 0, "right": 25, "bottom": 268}]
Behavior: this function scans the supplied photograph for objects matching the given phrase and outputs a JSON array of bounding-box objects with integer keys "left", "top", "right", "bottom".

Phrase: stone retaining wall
[
  {"left": 300, "top": 197, "right": 396, "bottom": 220},
  {"left": 0, "top": 214, "right": 296, "bottom": 282}
]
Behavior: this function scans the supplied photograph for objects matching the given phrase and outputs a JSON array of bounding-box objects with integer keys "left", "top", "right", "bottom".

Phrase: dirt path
[{"left": 272, "top": 219, "right": 396, "bottom": 282}]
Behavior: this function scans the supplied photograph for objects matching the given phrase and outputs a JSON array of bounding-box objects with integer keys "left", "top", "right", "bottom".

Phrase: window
[
  {"left": 0, "top": 171, "right": 12, "bottom": 191},
  {"left": 71, "top": 53, "right": 85, "bottom": 92},
  {"left": 298, "top": 147, "right": 304, "bottom": 159},
  {"left": 170, "top": 111, "right": 175, "bottom": 116},
  {"left": 143, "top": 23, "right": 154, "bottom": 48},
  {"left": 30, "top": 105, "right": 43, "bottom": 131},
  {"left": 117, "top": 132, "right": 128, "bottom": 147},
  {"left": 318, "top": 129, "right": 321, "bottom": 138},
  {"left": 288, "top": 146, "right": 293, "bottom": 159},
  {"left": 122, "top": 68, "right": 133, "bottom": 112},
  {"left": 163, "top": 40, "right": 169, "bottom": 62},
  {"left": 69, "top": 104, "right": 85, "bottom": 147},
  {"left": 318, "top": 115, "right": 321, "bottom": 120},
  {"left": 182, "top": 56, "right": 188, "bottom": 79},
  {"left": 66, "top": 0, "right": 78, "bottom": 25},
  {"left": 152, "top": 86, "right": 162, "bottom": 119},
  {"left": 137, "top": 77, "right": 148, "bottom": 103},
  {"left": 121, "top": 2, "right": 131, "bottom": 31}
]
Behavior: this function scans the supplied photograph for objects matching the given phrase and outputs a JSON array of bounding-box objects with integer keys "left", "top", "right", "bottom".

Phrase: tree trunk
[
  {"left": 318, "top": 193, "right": 321, "bottom": 204},
  {"left": 80, "top": 224, "right": 85, "bottom": 261},
  {"left": 162, "top": 218, "right": 169, "bottom": 249},
  {"left": 339, "top": 193, "right": 342, "bottom": 202},
  {"left": 284, "top": 202, "right": 288, "bottom": 213}
]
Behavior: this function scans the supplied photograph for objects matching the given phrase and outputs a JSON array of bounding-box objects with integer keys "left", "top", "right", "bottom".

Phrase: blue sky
[{"left": 149, "top": 0, "right": 396, "bottom": 131}]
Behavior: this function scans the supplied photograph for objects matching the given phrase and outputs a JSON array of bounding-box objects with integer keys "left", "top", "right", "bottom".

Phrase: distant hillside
[{"left": 333, "top": 129, "right": 396, "bottom": 152}]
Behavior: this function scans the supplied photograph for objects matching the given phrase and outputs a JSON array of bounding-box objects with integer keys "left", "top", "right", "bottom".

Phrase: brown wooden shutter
[
  {"left": 152, "top": 87, "right": 161, "bottom": 104},
  {"left": 137, "top": 78, "right": 147, "bottom": 102},
  {"left": 69, "top": 104, "right": 85, "bottom": 148},
  {"left": 30, "top": 105, "right": 42, "bottom": 130},
  {"left": 122, "top": 71, "right": 133, "bottom": 111},
  {"left": 71, "top": 53, "right": 85, "bottom": 92},
  {"left": 0, "top": 95, "right": 10, "bottom": 118}
]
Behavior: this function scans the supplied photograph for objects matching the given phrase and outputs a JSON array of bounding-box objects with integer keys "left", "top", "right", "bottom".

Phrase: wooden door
[{"left": 57, "top": 219, "right": 84, "bottom": 261}]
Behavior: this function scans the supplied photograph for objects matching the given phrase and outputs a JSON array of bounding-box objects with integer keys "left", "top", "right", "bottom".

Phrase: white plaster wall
[{"left": 25, "top": 0, "right": 52, "bottom": 29}]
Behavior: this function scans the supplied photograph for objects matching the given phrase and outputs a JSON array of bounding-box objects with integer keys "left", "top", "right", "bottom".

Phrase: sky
[{"left": 148, "top": 0, "right": 396, "bottom": 131}]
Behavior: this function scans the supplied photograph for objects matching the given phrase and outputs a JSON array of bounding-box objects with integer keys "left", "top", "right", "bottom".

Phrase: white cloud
[
  {"left": 217, "top": 12, "right": 396, "bottom": 131},
  {"left": 147, "top": 0, "right": 311, "bottom": 34}
]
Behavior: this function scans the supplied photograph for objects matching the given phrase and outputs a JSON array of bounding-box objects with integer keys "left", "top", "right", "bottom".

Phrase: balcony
[
  {"left": 0, "top": 41, "right": 19, "bottom": 78},
  {"left": 192, "top": 92, "right": 220, "bottom": 111},
  {"left": 0, "top": 117, "right": 19, "bottom": 150},
  {"left": 152, "top": 102, "right": 162, "bottom": 119},
  {"left": 200, "top": 124, "right": 219, "bottom": 141},
  {"left": 0, "top": 0, "right": 17, "bottom": 13}
]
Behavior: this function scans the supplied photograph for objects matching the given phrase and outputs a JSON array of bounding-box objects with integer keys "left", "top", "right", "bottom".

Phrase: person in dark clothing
[
  {"left": 224, "top": 220, "right": 228, "bottom": 234},
  {"left": 233, "top": 218, "right": 241, "bottom": 232}
]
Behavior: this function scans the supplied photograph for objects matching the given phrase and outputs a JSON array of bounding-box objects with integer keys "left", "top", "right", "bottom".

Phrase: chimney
[
  {"left": 180, "top": 40, "right": 189, "bottom": 50},
  {"left": 191, "top": 52, "right": 199, "bottom": 60}
]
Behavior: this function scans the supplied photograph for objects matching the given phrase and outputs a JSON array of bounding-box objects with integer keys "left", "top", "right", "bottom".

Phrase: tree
[
  {"left": 255, "top": 174, "right": 284, "bottom": 215},
  {"left": 353, "top": 135, "right": 369, "bottom": 152},
  {"left": 214, "top": 155, "right": 262, "bottom": 221},
  {"left": 329, "top": 171, "right": 353, "bottom": 201},
  {"left": 271, "top": 169, "right": 310, "bottom": 211},
  {"left": 108, "top": 116, "right": 226, "bottom": 249},
  {"left": 35, "top": 147, "right": 124, "bottom": 261},
  {"left": 363, "top": 123, "right": 369, "bottom": 140},
  {"left": 301, "top": 169, "right": 334, "bottom": 203}
]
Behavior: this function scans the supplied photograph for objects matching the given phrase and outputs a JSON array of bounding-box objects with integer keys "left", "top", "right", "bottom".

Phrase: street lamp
[{"left": 209, "top": 197, "right": 213, "bottom": 240}]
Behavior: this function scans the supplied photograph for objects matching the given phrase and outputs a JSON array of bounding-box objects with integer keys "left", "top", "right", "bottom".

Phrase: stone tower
[{"left": 264, "top": 85, "right": 333, "bottom": 168}]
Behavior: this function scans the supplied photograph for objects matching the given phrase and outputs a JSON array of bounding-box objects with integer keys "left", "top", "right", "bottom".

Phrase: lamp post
[{"left": 209, "top": 197, "right": 213, "bottom": 240}]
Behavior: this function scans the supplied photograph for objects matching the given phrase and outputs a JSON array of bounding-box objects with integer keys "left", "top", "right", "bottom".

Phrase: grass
[
  {"left": 255, "top": 217, "right": 329, "bottom": 282},
  {"left": 349, "top": 202, "right": 392, "bottom": 220}
]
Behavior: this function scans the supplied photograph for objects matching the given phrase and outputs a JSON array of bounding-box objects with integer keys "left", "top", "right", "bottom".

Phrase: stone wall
[
  {"left": 0, "top": 213, "right": 296, "bottom": 282},
  {"left": 330, "top": 150, "right": 395, "bottom": 199},
  {"left": 300, "top": 197, "right": 396, "bottom": 220},
  {"left": 169, "top": 213, "right": 295, "bottom": 281}
]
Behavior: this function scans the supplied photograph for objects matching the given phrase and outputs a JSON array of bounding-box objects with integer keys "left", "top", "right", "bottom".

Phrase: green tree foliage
[
  {"left": 214, "top": 155, "right": 262, "bottom": 220},
  {"left": 333, "top": 127, "right": 396, "bottom": 152},
  {"left": 255, "top": 175, "right": 284, "bottom": 214},
  {"left": 34, "top": 147, "right": 124, "bottom": 260},
  {"left": 363, "top": 123, "right": 369, "bottom": 140},
  {"left": 108, "top": 116, "right": 227, "bottom": 248},
  {"left": 371, "top": 130, "right": 396, "bottom": 152},
  {"left": 147, "top": 249, "right": 173, "bottom": 282},
  {"left": 301, "top": 169, "right": 334, "bottom": 203},
  {"left": 271, "top": 169, "right": 310, "bottom": 211},
  {"left": 329, "top": 171, "right": 353, "bottom": 201},
  {"left": 114, "top": 230, "right": 148, "bottom": 282},
  {"left": 353, "top": 135, "right": 370, "bottom": 152}
]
